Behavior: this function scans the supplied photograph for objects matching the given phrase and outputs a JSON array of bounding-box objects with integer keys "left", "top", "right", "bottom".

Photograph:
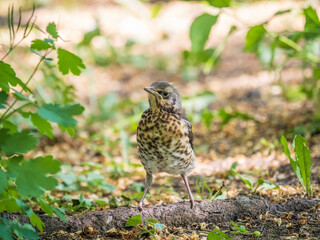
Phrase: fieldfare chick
[{"left": 137, "top": 81, "right": 196, "bottom": 210}]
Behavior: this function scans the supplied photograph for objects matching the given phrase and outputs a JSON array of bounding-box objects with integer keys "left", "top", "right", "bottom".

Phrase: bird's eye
[{"left": 162, "top": 92, "right": 169, "bottom": 97}]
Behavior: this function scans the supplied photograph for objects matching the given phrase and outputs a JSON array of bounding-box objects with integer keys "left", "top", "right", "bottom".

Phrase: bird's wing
[{"left": 180, "top": 112, "right": 194, "bottom": 150}]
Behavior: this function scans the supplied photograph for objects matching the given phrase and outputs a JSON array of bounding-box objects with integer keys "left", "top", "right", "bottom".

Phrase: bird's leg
[
  {"left": 138, "top": 172, "right": 153, "bottom": 211},
  {"left": 181, "top": 174, "right": 195, "bottom": 209}
]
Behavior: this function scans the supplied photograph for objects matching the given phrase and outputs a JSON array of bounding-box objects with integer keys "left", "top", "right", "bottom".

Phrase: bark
[{"left": 1, "top": 196, "right": 318, "bottom": 235}]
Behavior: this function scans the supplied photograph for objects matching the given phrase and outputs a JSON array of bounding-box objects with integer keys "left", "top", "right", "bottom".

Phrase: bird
[{"left": 136, "top": 81, "right": 196, "bottom": 210}]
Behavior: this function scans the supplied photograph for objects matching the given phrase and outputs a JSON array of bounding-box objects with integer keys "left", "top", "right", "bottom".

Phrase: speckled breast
[{"left": 137, "top": 109, "right": 195, "bottom": 175}]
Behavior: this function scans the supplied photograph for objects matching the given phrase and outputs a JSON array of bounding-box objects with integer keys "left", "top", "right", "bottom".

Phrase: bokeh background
[{"left": 1, "top": 1, "right": 320, "bottom": 237}]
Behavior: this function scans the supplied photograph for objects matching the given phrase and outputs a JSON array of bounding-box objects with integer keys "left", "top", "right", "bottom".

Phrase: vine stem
[
  {"left": 3, "top": 103, "right": 35, "bottom": 121},
  {"left": 1, "top": 48, "right": 13, "bottom": 62},
  {"left": 0, "top": 50, "right": 51, "bottom": 124},
  {"left": 1, "top": 38, "right": 25, "bottom": 61}
]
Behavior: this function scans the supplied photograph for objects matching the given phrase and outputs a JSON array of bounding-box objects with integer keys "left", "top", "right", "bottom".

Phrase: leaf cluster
[
  {"left": 281, "top": 135, "right": 313, "bottom": 196},
  {"left": 183, "top": 2, "right": 320, "bottom": 123},
  {"left": 0, "top": 217, "right": 38, "bottom": 240},
  {"left": 245, "top": 7, "right": 320, "bottom": 67},
  {"left": 60, "top": 193, "right": 107, "bottom": 212},
  {"left": 229, "top": 162, "right": 279, "bottom": 193},
  {"left": 56, "top": 163, "right": 116, "bottom": 193},
  {"left": 195, "top": 176, "right": 226, "bottom": 201},
  {"left": 0, "top": 5, "right": 85, "bottom": 238},
  {"left": 125, "top": 214, "right": 165, "bottom": 240},
  {"left": 183, "top": 1, "right": 236, "bottom": 80},
  {"left": 208, "top": 221, "right": 260, "bottom": 239},
  {"left": 200, "top": 107, "right": 256, "bottom": 131},
  {"left": 244, "top": 7, "right": 320, "bottom": 114}
]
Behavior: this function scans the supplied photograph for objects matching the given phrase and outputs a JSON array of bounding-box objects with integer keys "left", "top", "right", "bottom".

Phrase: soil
[{"left": 1, "top": 0, "right": 320, "bottom": 239}]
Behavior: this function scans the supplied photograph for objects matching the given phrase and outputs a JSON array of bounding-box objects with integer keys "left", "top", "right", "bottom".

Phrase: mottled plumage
[{"left": 137, "top": 81, "right": 196, "bottom": 210}]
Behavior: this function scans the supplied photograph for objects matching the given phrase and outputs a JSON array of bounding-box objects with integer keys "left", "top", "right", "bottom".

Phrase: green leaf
[
  {"left": 78, "top": 27, "right": 100, "bottom": 46},
  {"left": 5, "top": 156, "right": 23, "bottom": 178},
  {"left": 38, "top": 198, "right": 66, "bottom": 222},
  {"left": 10, "top": 220, "right": 39, "bottom": 239},
  {"left": 244, "top": 24, "right": 266, "bottom": 52},
  {"left": 238, "top": 174, "right": 253, "bottom": 189},
  {"left": 255, "top": 178, "right": 279, "bottom": 193},
  {"left": 38, "top": 198, "right": 54, "bottom": 216},
  {"left": 51, "top": 207, "right": 66, "bottom": 222},
  {"left": 37, "top": 103, "right": 84, "bottom": 127},
  {"left": 28, "top": 211, "right": 44, "bottom": 232},
  {"left": 0, "top": 61, "right": 29, "bottom": 93},
  {"left": 217, "top": 108, "right": 255, "bottom": 126},
  {"left": 12, "top": 90, "right": 32, "bottom": 102},
  {"left": 190, "top": 13, "right": 218, "bottom": 53},
  {"left": 0, "top": 91, "right": 8, "bottom": 109},
  {"left": 278, "top": 35, "right": 302, "bottom": 52},
  {"left": 145, "top": 218, "right": 159, "bottom": 224},
  {"left": 0, "top": 218, "right": 13, "bottom": 240},
  {"left": 58, "top": 125, "right": 75, "bottom": 137},
  {"left": 1, "top": 130, "right": 39, "bottom": 156},
  {"left": 94, "top": 198, "right": 108, "bottom": 206},
  {"left": 281, "top": 135, "right": 314, "bottom": 195},
  {"left": 230, "top": 161, "right": 238, "bottom": 173},
  {"left": 293, "top": 134, "right": 313, "bottom": 195},
  {"left": 201, "top": 108, "right": 215, "bottom": 130},
  {"left": 151, "top": 4, "right": 163, "bottom": 18},
  {"left": 256, "top": 178, "right": 265, "bottom": 188},
  {"left": 230, "top": 221, "right": 248, "bottom": 233},
  {"left": 313, "top": 67, "right": 320, "bottom": 79},
  {"left": 30, "top": 39, "right": 51, "bottom": 50},
  {"left": 2, "top": 120, "right": 17, "bottom": 134},
  {"left": 281, "top": 136, "right": 294, "bottom": 162},
  {"left": 125, "top": 214, "right": 142, "bottom": 227},
  {"left": 57, "top": 48, "right": 86, "bottom": 76},
  {"left": 208, "top": 229, "right": 232, "bottom": 240},
  {"left": 275, "top": 9, "right": 291, "bottom": 16},
  {"left": 79, "top": 172, "right": 116, "bottom": 192},
  {"left": 304, "top": 6, "right": 320, "bottom": 39},
  {"left": 281, "top": 136, "right": 301, "bottom": 180},
  {"left": 7, "top": 156, "right": 61, "bottom": 197},
  {"left": 207, "top": 0, "right": 230, "bottom": 8},
  {"left": 47, "top": 22, "right": 58, "bottom": 39},
  {"left": 0, "top": 198, "right": 21, "bottom": 213},
  {"left": 253, "top": 231, "right": 261, "bottom": 237},
  {"left": 73, "top": 193, "right": 93, "bottom": 209},
  {"left": 0, "top": 168, "right": 8, "bottom": 194},
  {"left": 44, "top": 38, "right": 55, "bottom": 45},
  {"left": 15, "top": 200, "right": 44, "bottom": 232},
  {"left": 57, "top": 170, "right": 77, "bottom": 186},
  {"left": 30, "top": 113, "right": 53, "bottom": 138},
  {"left": 0, "top": 188, "right": 21, "bottom": 213},
  {"left": 0, "top": 128, "right": 10, "bottom": 147},
  {"left": 152, "top": 222, "right": 165, "bottom": 231}
]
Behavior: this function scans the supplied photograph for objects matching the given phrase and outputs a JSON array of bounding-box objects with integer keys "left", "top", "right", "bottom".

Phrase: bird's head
[{"left": 144, "top": 81, "right": 182, "bottom": 113}]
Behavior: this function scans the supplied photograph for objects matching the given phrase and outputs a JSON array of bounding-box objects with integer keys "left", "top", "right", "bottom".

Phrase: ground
[{"left": 1, "top": 0, "right": 320, "bottom": 239}]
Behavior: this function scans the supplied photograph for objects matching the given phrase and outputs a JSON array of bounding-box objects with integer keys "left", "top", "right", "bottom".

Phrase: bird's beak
[{"left": 144, "top": 87, "right": 157, "bottom": 96}]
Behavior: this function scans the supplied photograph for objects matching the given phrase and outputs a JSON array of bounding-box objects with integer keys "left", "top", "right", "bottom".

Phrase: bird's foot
[
  {"left": 190, "top": 199, "right": 195, "bottom": 209},
  {"left": 187, "top": 199, "right": 202, "bottom": 209},
  {"left": 138, "top": 203, "right": 150, "bottom": 211},
  {"left": 128, "top": 203, "right": 150, "bottom": 211}
]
